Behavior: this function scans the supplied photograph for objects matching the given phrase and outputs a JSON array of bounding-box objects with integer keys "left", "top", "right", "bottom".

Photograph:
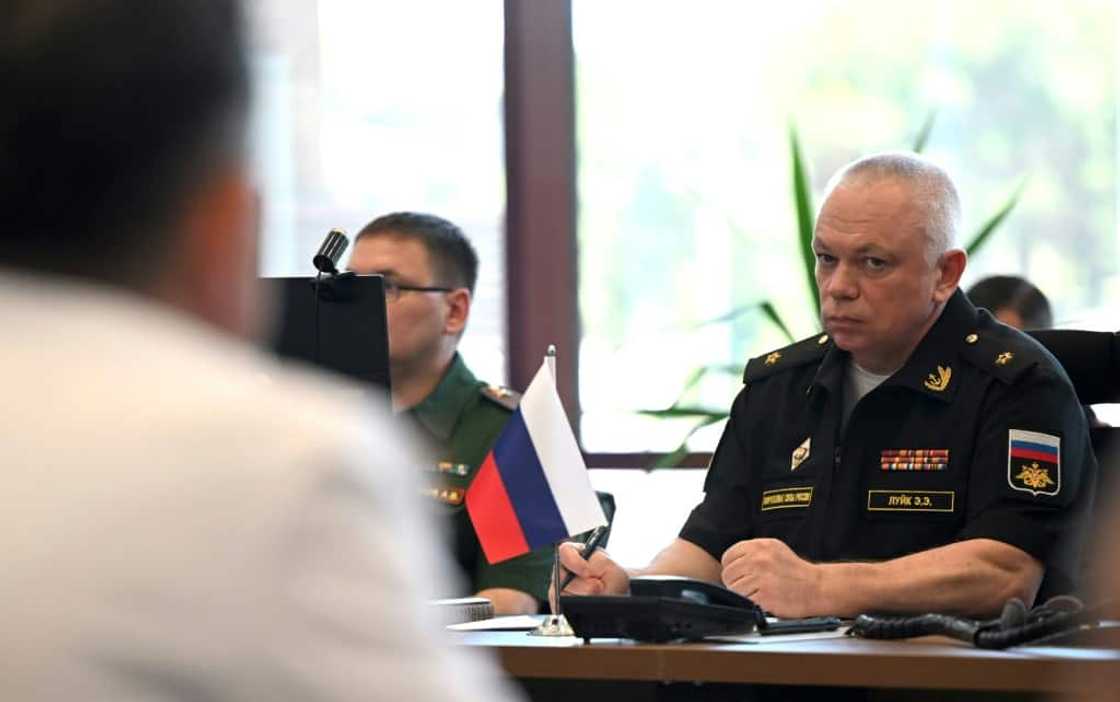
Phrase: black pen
[{"left": 558, "top": 525, "right": 608, "bottom": 592}]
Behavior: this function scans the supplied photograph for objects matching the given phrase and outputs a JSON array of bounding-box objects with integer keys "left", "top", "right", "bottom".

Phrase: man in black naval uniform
[
  {"left": 348, "top": 212, "right": 552, "bottom": 615},
  {"left": 558, "top": 153, "right": 1095, "bottom": 619}
]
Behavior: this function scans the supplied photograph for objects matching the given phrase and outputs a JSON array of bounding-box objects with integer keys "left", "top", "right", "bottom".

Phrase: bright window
[
  {"left": 248, "top": 0, "right": 508, "bottom": 383},
  {"left": 575, "top": 0, "right": 1118, "bottom": 452}
]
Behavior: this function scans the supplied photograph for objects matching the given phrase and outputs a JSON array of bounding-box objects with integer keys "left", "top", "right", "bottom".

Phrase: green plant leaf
[
  {"left": 676, "top": 366, "right": 709, "bottom": 395},
  {"left": 638, "top": 405, "right": 728, "bottom": 420},
  {"left": 692, "top": 300, "right": 794, "bottom": 342},
  {"left": 911, "top": 110, "right": 937, "bottom": 153},
  {"left": 691, "top": 302, "right": 767, "bottom": 329},
  {"left": 965, "top": 178, "right": 1028, "bottom": 257},
  {"left": 676, "top": 363, "right": 745, "bottom": 395},
  {"left": 758, "top": 300, "right": 795, "bottom": 343},
  {"left": 650, "top": 413, "right": 727, "bottom": 468},
  {"left": 790, "top": 124, "right": 819, "bottom": 317},
  {"left": 651, "top": 445, "right": 691, "bottom": 469}
]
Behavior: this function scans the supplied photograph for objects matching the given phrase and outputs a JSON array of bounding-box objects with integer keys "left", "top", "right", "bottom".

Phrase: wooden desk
[{"left": 456, "top": 629, "right": 1120, "bottom": 698}]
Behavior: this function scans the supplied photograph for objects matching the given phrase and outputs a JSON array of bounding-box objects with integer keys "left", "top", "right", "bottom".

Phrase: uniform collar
[
  {"left": 810, "top": 289, "right": 977, "bottom": 404},
  {"left": 409, "top": 353, "right": 477, "bottom": 440},
  {"left": 880, "top": 288, "right": 976, "bottom": 403},
  {"left": 809, "top": 342, "right": 849, "bottom": 400}
]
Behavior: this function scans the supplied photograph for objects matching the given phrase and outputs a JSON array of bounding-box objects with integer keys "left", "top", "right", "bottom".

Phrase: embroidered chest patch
[
  {"left": 880, "top": 449, "right": 949, "bottom": 471},
  {"left": 760, "top": 486, "right": 813, "bottom": 511},
  {"left": 791, "top": 437, "right": 811, "bottom": 471},
  {"left": 1007, "top": 429, "right": 1061, "bottom": 497},
  {"left": 423, "top": 485, "right": 465, "bottom": 506},
  {"left": 867, "top": 490, "right": 955, "bottom": 513},
  {"left": 434, "top": 461, "right": 471, "bottom": 477}
]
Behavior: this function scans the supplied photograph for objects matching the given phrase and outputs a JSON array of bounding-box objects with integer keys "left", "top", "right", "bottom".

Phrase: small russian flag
[
  {"left": 1007, "top": 428, "right": 1061, "bottom": 497},
  {"left": 466, "top": 356, "right": 607, "bottom": 564},
  {"left": 1009, "top": 432, "right": 1059, "bottom": 464}
]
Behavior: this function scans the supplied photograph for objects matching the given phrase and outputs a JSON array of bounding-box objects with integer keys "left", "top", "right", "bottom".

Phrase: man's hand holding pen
[{"left": 551, "top": 526, "right": 630, "bottom": 599}]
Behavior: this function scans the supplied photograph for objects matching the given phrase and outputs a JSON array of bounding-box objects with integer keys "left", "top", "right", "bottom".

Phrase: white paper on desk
[
  {"left": 705, "top": 628, "right": 852, "bottom": 644},
  {"left": 448, "top": 615, "right": 544, "bottom": 632}
]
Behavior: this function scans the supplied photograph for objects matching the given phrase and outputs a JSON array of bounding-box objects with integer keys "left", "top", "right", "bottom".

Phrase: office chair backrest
[
  {"left": 1092, "top": 427, "right": 1120, "bottom": 471},
  {"left": 1027, "top": 329, "right": 1120, "bottom": 602},
  {"left": 1081, "top": 426, "right": 1120, "bottom": 602},
  {"left": 1027, "top": 329, "right": 1120, "bottom": 405}
]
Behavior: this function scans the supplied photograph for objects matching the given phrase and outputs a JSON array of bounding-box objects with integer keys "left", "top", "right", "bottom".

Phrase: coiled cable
[{"left": 848, "top": 597, "right": 1101, "bottom": 649}]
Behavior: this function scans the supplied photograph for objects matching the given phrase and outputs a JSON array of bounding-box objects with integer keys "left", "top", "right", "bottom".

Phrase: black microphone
[{"left": 313, "top": 228, "right": 349, "bottom": 275}]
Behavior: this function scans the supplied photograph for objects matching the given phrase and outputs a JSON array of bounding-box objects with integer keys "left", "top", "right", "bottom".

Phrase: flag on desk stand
[{"left": 466, "top": 347, "right": 606, "bottom": 564}]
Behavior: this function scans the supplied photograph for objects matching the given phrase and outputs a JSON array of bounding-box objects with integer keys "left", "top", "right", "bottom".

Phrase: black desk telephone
[{"left": 560, "top": 575, "right": 841, "bottom": 643}]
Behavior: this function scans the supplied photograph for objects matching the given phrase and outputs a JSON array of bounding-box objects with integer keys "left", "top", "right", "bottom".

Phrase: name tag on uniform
[
  {"left": 761, "top": 486, "right": 813, "bottom": 511},
  {"left": 867, "top": 490, "right": 955, "bottom": 512}
]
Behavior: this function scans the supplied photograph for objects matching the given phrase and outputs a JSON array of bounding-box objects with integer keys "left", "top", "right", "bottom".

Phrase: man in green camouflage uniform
[{"left": 349, "top": 212, "right": 552, "bottom": 614}]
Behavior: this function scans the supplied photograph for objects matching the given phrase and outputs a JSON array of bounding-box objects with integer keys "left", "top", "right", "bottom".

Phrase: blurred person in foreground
[
  {"left": 347, "top": 213, "right": 551, "bottom": 615},
  {"left": 0, "top": 2, "right": 518, "bottom": 700},
  {"left": 967, "top": 274, "right": 1053, "bottom": 330},
  {"left": 558, "top": 153, "right": 1095, "bottom": 619}
]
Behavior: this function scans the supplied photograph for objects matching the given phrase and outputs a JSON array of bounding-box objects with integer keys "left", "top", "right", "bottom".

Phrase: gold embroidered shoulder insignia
[
  {"left": 923, "top": 365, "right": 952, "bottom": 392},
  {"left": 481, "top": 384, "right": 520, "bottom": 411}
]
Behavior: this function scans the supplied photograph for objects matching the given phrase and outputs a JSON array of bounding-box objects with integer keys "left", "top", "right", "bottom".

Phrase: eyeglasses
[{"left": 383, "top": 279, "right": 453, "bottom": 302}]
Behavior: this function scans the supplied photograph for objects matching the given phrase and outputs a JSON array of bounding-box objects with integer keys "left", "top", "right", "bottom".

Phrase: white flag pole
[
  {"left": 535, "top": 342, "right": 575, "bottom": 637},
  {"left": 545, "top": 344, "right": 557, "bottom": 380}
]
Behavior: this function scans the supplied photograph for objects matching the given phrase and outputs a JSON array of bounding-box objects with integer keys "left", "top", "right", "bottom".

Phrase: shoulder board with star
[
  {"left": 958, "top": 319, "right": 1046, "bottom": 386},
  {"left": 743, "top": 333, "right": 832, "bottom": 384},
  {"left": 480, "top": 383, "right": 520, "bottom": 411}
]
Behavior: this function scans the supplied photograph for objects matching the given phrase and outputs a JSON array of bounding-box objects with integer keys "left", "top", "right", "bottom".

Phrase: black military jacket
[{"left": 680, "top": 290, "right": 1096, "bottom": 597}]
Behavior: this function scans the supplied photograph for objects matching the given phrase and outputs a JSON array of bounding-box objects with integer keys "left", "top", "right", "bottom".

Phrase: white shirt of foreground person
[{"left": 0, "top": 273, "right": 521, "bottom": 702}]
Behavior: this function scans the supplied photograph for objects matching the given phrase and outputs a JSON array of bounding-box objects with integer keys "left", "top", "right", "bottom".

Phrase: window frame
[{"left": 503, "top": 0, "right": 708, "bottom": 469}]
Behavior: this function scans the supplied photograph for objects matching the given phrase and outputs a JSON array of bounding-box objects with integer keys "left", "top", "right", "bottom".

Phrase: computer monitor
[{"left": 262, "top": 274, "right": 391, "bottom": 394}]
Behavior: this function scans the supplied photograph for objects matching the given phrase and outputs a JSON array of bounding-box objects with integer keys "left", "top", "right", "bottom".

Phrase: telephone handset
[
  {"left": 632, "top": 576, "right": 843, "bottom": 635},
  {"left": 560, "top": 575, "right": 841, "bottom": 643},
  {"left": 629, "top": 575, "right": 761, "bottom": 610},
  {"left": 560, "top": 575, "right": 760, "bottom": 643}
]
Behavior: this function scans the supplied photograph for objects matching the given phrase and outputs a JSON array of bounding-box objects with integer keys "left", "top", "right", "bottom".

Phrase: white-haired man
[{"left": 559, "top": 152, "right": 1095, "bottom": 619}]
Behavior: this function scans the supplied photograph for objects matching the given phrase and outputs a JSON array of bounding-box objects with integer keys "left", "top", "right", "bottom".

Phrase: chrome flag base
[
  {"left": 529, "top": 613, "right": 575, "bottom": 637},
  {"left": 531, "top": 542, "right": 577, "bottom": 637}
]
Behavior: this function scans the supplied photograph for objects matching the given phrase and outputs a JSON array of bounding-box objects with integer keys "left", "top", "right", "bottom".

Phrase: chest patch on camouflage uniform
[
  {"left": 1007, "top": 429, "right": 1061, "bottom": 497},
  {"left": 423, "top": 462, "right": 472, "bottom": 506},
  {"left": 436, "top": 461, "right": 471, "bottom": 477},
  {"left": 761, "top": 486, "right": 813, "bottom": 511},
  {"left": 423, "top": 485, "right": 465, "bottom": 505}
]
